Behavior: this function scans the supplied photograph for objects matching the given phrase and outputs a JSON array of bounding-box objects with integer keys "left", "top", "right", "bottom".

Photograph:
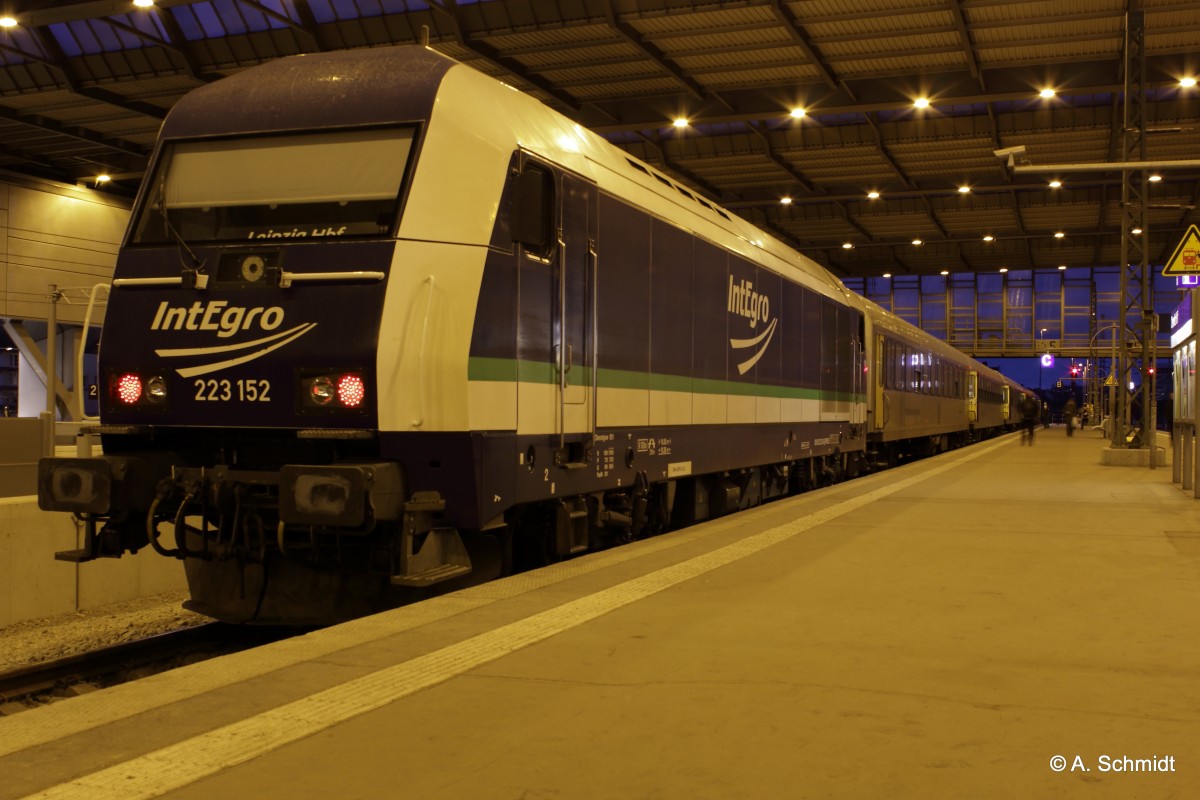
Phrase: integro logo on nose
[
  {"left": 151, "top": 300, "right": 285, "bottom": 338},
  {"left": 727, "top": 276, "right": 778, "bottom": 375},
  {"left": 149, "top": 300, "right": 318, "bottom": 378}
]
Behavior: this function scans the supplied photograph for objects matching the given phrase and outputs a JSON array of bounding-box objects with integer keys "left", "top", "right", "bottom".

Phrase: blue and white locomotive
[{"left": 39, "top": 46, "right": 1030, "bottom": 624}]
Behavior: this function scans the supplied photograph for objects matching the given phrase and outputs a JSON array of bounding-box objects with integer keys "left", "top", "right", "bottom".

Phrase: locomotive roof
[{"left": 158, "top": 47, "right": 454, "bottom": 140}]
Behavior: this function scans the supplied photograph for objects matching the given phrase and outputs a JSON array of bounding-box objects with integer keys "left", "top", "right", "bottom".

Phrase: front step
[
  {"left": 390, "top": 492, "right": 472, "bottom": 587},
  {"left": 390, "top": 528, "right": 472, "bottom": 587},
  {"left": 555, "top": 496, "right": 589, "bottom": 556}
]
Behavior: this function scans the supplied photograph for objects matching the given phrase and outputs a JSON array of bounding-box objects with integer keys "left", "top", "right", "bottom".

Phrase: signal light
[
  {"left": 300, "top": 370, "right": 369, "bottom": 412},
  {"left": 106, "top": 370, "right": 168, "bottom": 411}
]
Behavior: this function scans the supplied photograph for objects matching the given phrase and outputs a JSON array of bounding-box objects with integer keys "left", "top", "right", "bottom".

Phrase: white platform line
[{"left": 22, "top": 437, "right": 1009, "bottom": 800}]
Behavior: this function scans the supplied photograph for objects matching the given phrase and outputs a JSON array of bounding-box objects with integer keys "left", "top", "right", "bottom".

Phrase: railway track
[{"left": 0, "top": 623, "right": 299, "bottom": 715}]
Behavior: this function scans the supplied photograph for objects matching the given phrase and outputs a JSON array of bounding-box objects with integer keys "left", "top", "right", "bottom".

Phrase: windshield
[{"left": 131, "top": 127, "right": 416, "bottom": 244}]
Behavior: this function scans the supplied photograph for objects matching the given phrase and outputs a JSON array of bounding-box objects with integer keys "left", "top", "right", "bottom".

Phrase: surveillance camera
[{"left": 993, "top": 145, "right": 1027, "bottom": 159}]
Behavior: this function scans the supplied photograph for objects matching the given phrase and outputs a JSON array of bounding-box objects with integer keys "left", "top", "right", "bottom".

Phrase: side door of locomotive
[
  {"left": 511, "top": 155, "right": 597, "bottom": 462},
  {"left": 557, "top": 171, "right": 597, "bottom": 456}
]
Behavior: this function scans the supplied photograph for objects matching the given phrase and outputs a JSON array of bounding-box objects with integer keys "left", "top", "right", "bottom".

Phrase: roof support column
[{"left": 1114, "top": 5, "right": 1155, "bottom": 456}]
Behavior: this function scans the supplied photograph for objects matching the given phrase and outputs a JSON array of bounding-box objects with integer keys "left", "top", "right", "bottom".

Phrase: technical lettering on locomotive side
[{"left": 151, "top": 300, "right": 285, "bottom": 338}]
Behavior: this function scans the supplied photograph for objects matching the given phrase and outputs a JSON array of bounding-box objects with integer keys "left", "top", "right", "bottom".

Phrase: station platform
[{"left": 2, "top": 427, "right": 1198, "bottom": 799}]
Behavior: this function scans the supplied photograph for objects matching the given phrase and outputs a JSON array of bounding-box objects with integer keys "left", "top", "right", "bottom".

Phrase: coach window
[{"left": 512, "top": 164, "right": 556, "bottom": 259}]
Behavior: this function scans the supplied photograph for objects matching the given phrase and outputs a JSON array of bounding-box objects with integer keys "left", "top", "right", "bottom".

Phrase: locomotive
[{"left": 38, "top": 46, "right": 1031, "bottom": 624}]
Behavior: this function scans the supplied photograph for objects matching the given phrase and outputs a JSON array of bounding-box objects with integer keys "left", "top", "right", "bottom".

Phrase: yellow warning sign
[
  {"left": 1104, "top": 374, "right": 1118, "bottom": 387},
  {"left": 1163, "top": 224, "right": 1200, "bottom": 276}
]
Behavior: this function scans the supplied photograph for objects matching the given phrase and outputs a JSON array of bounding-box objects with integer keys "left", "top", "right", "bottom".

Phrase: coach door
[
  {"left": 873, "top": 333, "right": 886, "bottom": 430},
  {"left": 556, "top": 172, "right": 596, "bottom": 456},
  {"left": 966, "top": 370, "right": 978, "bottom": 423}
]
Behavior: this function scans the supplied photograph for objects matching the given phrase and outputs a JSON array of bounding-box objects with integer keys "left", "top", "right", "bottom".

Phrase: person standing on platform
[
  {"left": 1019, "top": 394, "right": 1040, "bottom": 445},
  {"left": 1063, "top": 397, "right": 1078, "bottom": 437}
]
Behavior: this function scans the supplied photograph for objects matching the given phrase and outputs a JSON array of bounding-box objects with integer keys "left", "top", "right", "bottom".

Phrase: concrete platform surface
[{"left": 2, "top": 428, "right": 1198, "bottom": 799}]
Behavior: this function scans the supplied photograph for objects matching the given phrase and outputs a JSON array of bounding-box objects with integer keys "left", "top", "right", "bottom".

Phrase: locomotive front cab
[{"left": 37, "top": 48, "right": 484, "bottom": 621}]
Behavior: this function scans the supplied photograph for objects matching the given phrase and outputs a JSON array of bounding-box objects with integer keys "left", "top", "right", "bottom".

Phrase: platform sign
[{"left": 1162, "top": 224, "right": 1200, "bottom": 276}]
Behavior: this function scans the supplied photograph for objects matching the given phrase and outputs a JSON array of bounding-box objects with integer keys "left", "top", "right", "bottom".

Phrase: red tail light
[
  {"left": 116, "top": 373, "right": 143, "bottom": 405},
  {"left": 337, "top": 374, "right": 366, "bottom": 408}
]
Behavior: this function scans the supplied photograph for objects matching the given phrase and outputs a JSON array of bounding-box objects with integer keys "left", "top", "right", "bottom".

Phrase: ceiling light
[
  {"left": 999, "top": 267, "right": 1008, "bottom": 274},
  {"left": 780, "top": 196, "right": 792, "bottom": 205},
  {"left": 1048, "top": 180, "right": 1062, "bottom": 188},
  {"left": 940, "top": 270, "right": 949, "bottom": 276},
  {"left": 0, "top": 16, "right": 16, "bottom": 27},
  {"left": 1149, "top": 174, "right": 1162, "bottom": 182},
  {"left": 913, "top": 97, "right": 930, "bottom": 109},
  {"left": 1132, "top": 227, "right": 1143, "bottom": 235},
  {"left": 867, "top": 191, "right": 880, "bottom": 200},
  {"left": 672, "top": 117, "right": 688, "bottom": 128},
  {"left": 1039, "top": 88, "right": 1056, "bottom": 99},
  {"left": 912, "top": 238, "right": 923, "bottom": 246},
  {"left": 842, "top": 243, "right": 854, "bottom": 250},
  {"left": 95, "top": 174, "right": 111, "bottom": 185},
  {"left": 133, "top": 0, "right": 155, "bottom": 7},
  {"left": 1054, "top": 231, "right": 1065, "bottom": 238},
  {"left": 958, "top": 185, "right": 971, "bottom": 194},
  {"left": 983, "top": 235, "right": 994, "bottom": 242},
  {"left": 790, "top": 107, "right": 806, "bottom": 119},
  {"left": 882, "top": 273, "right": 892, "bottom": 279},
  {"left": 1181, "top": 77, "right": 1197, "bottom": 88},
  {"left": 1058, "top": 265, "right": 1067, "bottom": 270}
]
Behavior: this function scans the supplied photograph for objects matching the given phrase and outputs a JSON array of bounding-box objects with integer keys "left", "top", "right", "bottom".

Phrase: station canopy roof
[{"left": 0, "top": 0, "right": 1197, "bottom": 279}]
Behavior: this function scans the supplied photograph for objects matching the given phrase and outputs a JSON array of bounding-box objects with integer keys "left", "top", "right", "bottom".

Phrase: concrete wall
[
  {"left": 0, "top": 173, "right": 130, "bottom": 325},
  {"left": 0, "top": 497, "right": 186, "bottom": 628},
  {"left": 0, "top": 417, "right": 39, "bottom": 498}
]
